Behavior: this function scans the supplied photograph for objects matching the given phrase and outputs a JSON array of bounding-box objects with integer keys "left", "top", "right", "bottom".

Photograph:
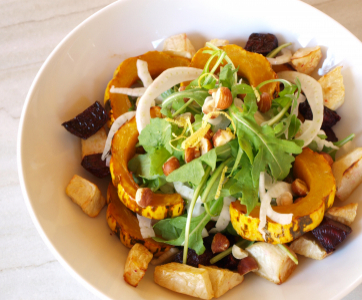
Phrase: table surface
[{"left": 2, "top": 0, "right": 362, "bottom": 299}]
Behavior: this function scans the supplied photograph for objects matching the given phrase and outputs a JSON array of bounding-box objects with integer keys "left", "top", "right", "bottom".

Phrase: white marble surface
[{"left": 2, "top": 0, "right": 362, "bottom": 299}]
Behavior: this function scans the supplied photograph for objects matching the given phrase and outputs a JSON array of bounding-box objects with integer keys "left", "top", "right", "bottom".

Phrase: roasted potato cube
[
  {"left": 290, "top": 46, "right": 322, "bottom": 74},
  {"left": 325, "top": 203, "right": 358, "bottom": 226},
  {"left": 124, "top": 243, "right": 153, "bottom": 287},
  {"left": 332, "top": 148, "right": 362, "bottom": 201},
  {"left": 163, "top": 33, "right": 196, "bottom": 59},
  {"left": 246, "top": 242, "right": 297, "bottom": 285},
  {"left": 81, "top": 127, "right": 107, "bottom": 159},
  {"left": 318, "top": 66, "right": 345, "bottom": 110},
  {"left": 154, "top": 263, "right": 214, "bottom": 299},
  {"left": 290, "top": 233, "right": 332, "bottom": 260},
  {"left": 206, "top": 39, "right": 229, "bottom": 47},
  {"left": 65, "top": 174, "right": 105, "bottom": 217},
  {"left": 199, "top": 265, "right": 244, "bottom": 298}
]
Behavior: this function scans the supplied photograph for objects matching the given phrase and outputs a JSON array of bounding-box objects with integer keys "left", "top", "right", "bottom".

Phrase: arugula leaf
[
  {"left": 219, "top": 63, "right": 238, "bottom": 89},
  {"left": 153, "top": 197, "right": 223, "bottom": 255},
  {"left": 161, "top": 84, "right": 179, "bottom": 100},
  {"left": 166, "top": 149, "right": 217, "bottom": 185},
  {"left": 230, "top": 102, "right": 302, "bottom": 186},
  {"left": 128, "top": 148, "right": 171, "bottom": 179},
  {"left": 162, "top": 88, "right": 209, "bottom": 108},
  {"left": 288, "top": 115, "right": 301, "bottom": 139},
  {"left": 138, "top": 118, "right": 173, "bottom": 154}
]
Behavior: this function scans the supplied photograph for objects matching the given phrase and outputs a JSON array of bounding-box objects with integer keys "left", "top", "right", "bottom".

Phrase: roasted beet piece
[
  {"left": 81, "top": 154, "right": 110, "bottom": 178},
  {"left": 216, "top": 254, "right": 240, "bottom": 270},
  {"left": 237, "top": 256, "right": 259, "bottom": 276},
  {"left": 244, "top": 33, "right": 278, "bottom": 56},
  {"left": 174, "top": 248, "right": 214, "bottom": 268},
  {"left": 62, "top": 101, "right": 108, "bottom": 139},
  {"left": 311, "top": 218, "right": 352, "bottom": 253},
  {"left": 299, "top": 100, "right": 341, "bottom": 142}
]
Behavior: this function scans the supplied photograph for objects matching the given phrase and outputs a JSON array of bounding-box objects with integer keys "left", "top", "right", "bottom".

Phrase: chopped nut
[
  {"left": 257, "top": 92, "right": 272, "bottom": 113},
  {"left": 202, "top": 96, "right": 216, "bottom": 115},
  {"left": 162, "top": 157, "right": 180, "bottom": 176},
  {"left": 214, "top": 87, "right": 233, "bottom": 110},
  {"left": 176, "top": 112, "right": 195, "bottom": 124},
  {"left": 291, "top": 178, "right": 309, "bottom": 197},
  {"left": 135, "top": 188, "right": 153, "bottom": 208},
  {"left": 232, "top": 245, "right": 248, "bottom": 260},
  {"left": 237, "top": 256, "right": 258, "bottom": 276},
  {"left": 276, "top": 191, "right": 293, "bottom": 206},
  {"left": 320, "top": 152, "right": 333, "bottom": 166},
  {"left": 200, "top": 138, "right": 213, "bottom": 155},
  {"left": 185, "top": 147, "right": 200, "bottom": 163},
  {"left": 204, "top": 129, "right": 214, "bottom": 140},
  {"left": 211, "top": 233, "right": 230, "bottom": 254},
  {"left": 212, "top": 129, "right": 234, "bottom": 147}
]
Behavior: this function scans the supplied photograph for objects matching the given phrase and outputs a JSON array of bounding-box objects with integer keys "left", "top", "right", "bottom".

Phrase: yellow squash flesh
[
  {"left": 188, "top": 44, "right": 279, "bottom": 97},
  {"left": 230, "top": 148, "right": 336, "bottom": 244},
  {"left": 110, "top": 107, "right": 184, "bottom": 220},
  {"left": 104, "top": 51, "right": 190, "bottom": 125}
]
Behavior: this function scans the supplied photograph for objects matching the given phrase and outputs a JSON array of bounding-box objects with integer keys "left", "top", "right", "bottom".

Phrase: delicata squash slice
[
  {"left": 106, "top": 183, "right": 172, "bottom": 257},
  {"left": 110, "top": 106, "right": 185, "bottom": 220},
  {"left": 188, "top": 44, "right": 279, "bottom": 97},
  {"left": 230, "top": 148, "right": 336, "bottom": 244},
  {"left": 104, "top": 51, "right": 190, "bottom": 124}
]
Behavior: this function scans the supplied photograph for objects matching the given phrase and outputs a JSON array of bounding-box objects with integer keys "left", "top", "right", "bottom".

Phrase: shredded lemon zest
[
  {"left": 165, "top": 117, "right": 187, "bottom": 128},
  {"left": 186, "top": 118, "right": 194, "bottom": 135},
  {"left": 252, "top": 86, "right": 261, "bottom": 102},
  {"left": 215, "top": 166, "right": 228, "bottom": 200},
  {"left": 202, "top": 111, "right": 236, "bottom": 136},
  {"left": 181, "top": 124, "right": 211, "bottom": 149}
]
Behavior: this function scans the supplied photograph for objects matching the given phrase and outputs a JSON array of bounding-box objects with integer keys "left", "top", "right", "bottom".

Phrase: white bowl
[{"left": 18, "top": 0, "right": 362, "bottom": 299}]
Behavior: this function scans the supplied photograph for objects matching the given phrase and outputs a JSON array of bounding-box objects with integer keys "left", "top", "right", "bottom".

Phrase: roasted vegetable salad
[{"left": 62, "top": 32, "right": 360, "bottom": 299}]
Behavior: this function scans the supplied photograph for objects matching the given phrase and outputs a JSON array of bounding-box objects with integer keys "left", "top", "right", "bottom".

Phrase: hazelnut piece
[
  {"left": 215, "top": 87, "right": 233, "bottom": 110},
  {"left": 135, "top": 188, "right": 153, "bottom": 208},
  {"left": 237, "top": 256, "right": 259, "bottom": 276},
  {"left": 211, "top": 233, "right": 230, "bottom": 254},
  {"left": 204, "top": 129, "right": 214, "bottom": 140},
  {"left": 185, "top": 147, "right": 200, "bottom": 163},
  {"left": 291, "top": 178, "right": 309, "bottom": 197},
  {"left": 162, "top": 156, "right": 180, "bottom": 176},
  {"left": 212, "top": 129, "right": 234, "bottom": 147},
  {"left": 257, "top": 92, "right": 272, "bottom": 113},
  {"left": 200, "top": 138, "right": 213, "bottom": 155}
]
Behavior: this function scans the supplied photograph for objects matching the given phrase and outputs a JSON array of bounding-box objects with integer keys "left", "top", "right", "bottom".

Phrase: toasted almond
[
  {"left": 257, "top": 92, "right": 272, "bottom": 113},
  {"left": 185, "top": 147, "right": 200, "bottom": 163},
  {"left": 211, "top": 233, "right": 230, "bottom": 254},
  {"left": 276, "top": 191, "right": 293, "bottom": 206},
  {"left": 135, "top": 188, "right": 153, "bottom": 208},
  {"left": 200, "top": 138, "right": 213, "bottom": 155},
  {"left": 212, "top": 129, "right": 234, "bottom": 147}
]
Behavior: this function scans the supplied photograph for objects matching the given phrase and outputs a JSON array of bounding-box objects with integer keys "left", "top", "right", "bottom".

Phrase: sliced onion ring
[
  {"left": 267, "top": 48, "right": 292, "bottom": 65},
  {"left": 101, "top": 111, "right": 136, "bottom": 160},
  {"left": 278, "top": 71, "right": 323, "bottom": 147},
  {"left": 136, "top": 67, "right": 203, "bottom": 133},
  {"left": 137, "top": 59, "right": 153, "bottom": 87}
]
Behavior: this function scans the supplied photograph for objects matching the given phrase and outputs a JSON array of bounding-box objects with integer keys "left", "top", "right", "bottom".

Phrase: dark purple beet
[
  {"left": 311, "top": 218, "right": 352, "bottom": 253},
  {"left": 174, "top": 248, "right": 214, "bottom": 268},
  {"left": 244, "top": 33, "right": 278, "bottom": 56},
  {"left": 62, "top": 101, "right": 108, "bottom": 139},
  {"left": 81, "top": 153, "right": 110, "bottom": 178},
  {"left": 216, "top": 254, "right": 240, "bottom": 270}
]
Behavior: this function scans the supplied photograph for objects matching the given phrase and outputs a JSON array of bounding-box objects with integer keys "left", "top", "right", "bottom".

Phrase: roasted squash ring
[
  {"left": 104, "top": 51, "right": 190, "bottom": 125},
  {"left": 110, "top": 106, "right": 184, "bottom": 220},
  {"left": 230, "top": 148, "right": 336, "bottom": 244},
  {"left": 188, "top": 44, "right": 279, "bottom": 96},
  {"left": 106, "top": 183, "right": 172, "bottom": 257}
]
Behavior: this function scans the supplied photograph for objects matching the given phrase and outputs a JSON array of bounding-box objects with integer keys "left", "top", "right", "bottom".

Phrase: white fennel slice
[
  {"left": 278, "top": 71, "right": 323, "bottom": 147},
  {"left": 136, "top": 67, "right": 203, "bottom": 133},
  {"left": 109, "top": 86, "right": 146, "bottom": 96},
  {"left": 267, "top": 48, "right": 292, "bottom": 65}
]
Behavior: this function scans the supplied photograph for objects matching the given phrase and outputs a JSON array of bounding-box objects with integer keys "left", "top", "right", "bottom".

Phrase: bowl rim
[{"left": 16, "top": 0, "right": 362, "bottom": 299}]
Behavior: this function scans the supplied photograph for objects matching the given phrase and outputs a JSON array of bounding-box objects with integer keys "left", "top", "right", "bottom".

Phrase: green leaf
[
  {"left": 153, "top": 197, "right": 223, "bottom": 255},
  {"left": 219, "top": 63, "right": 238, "bottom": 89},
  {"left": 162, "top": 88, "right": 209, "bottom": 108},
  {"left": 288, "top": 115, "right": 301, "bottom": 139},
  {"left": 230, "top": 103, "right": 302, "bottom": 186},
  {"left": 138, "top": 118, "right": 173, "bottom": 154}
]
